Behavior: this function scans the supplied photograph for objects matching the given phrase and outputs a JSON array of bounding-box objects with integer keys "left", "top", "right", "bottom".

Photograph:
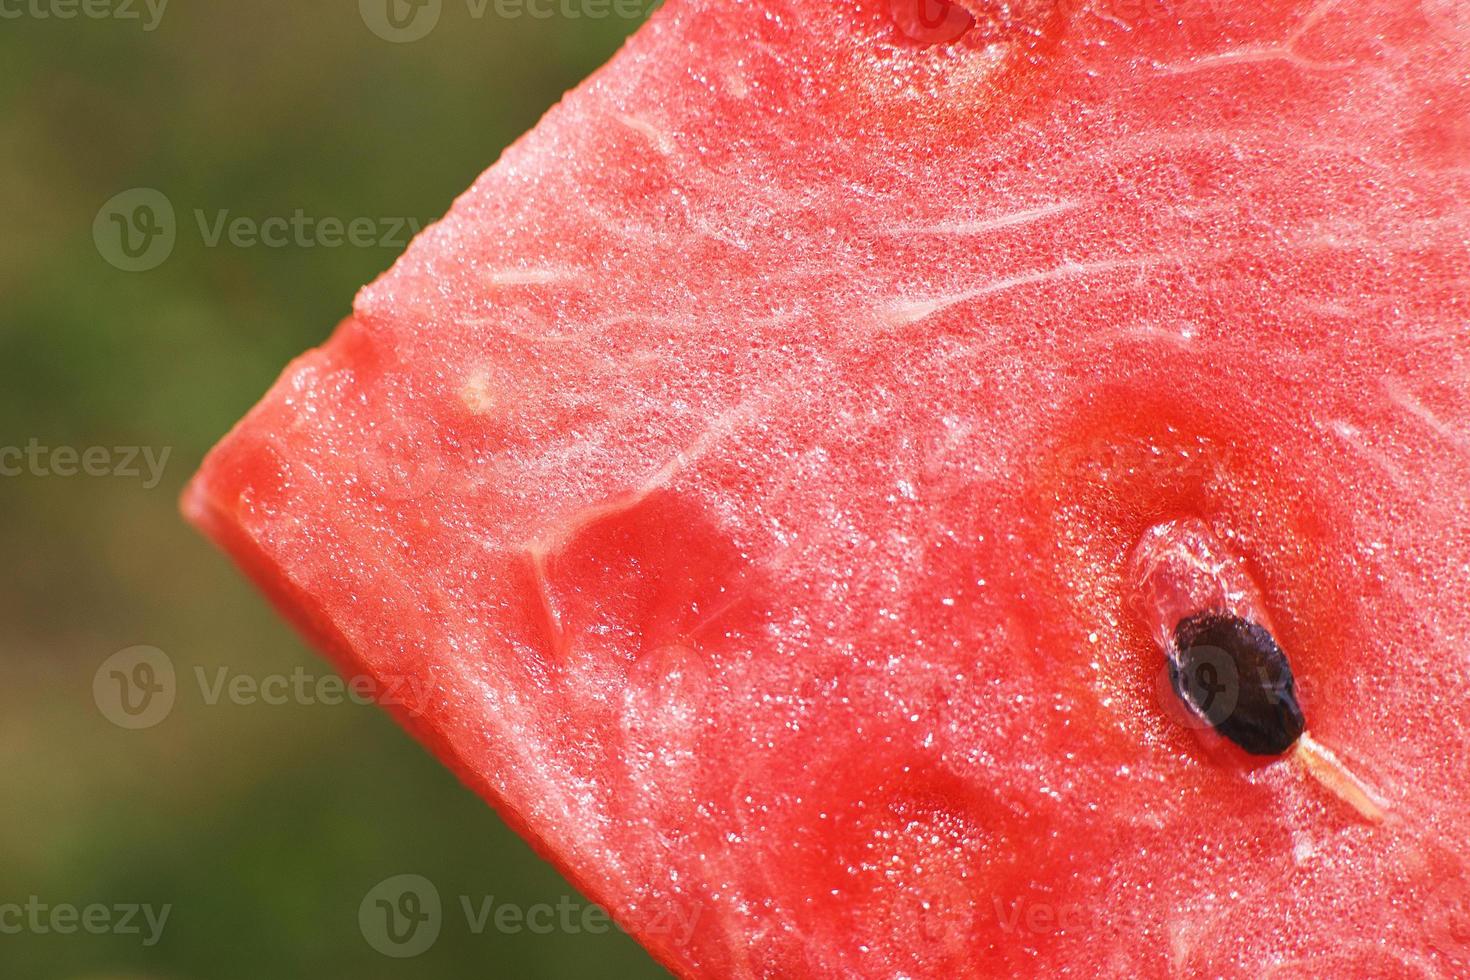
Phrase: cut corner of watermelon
[{"left": 181, "top": 449, "right": 662, "bottom": 969}]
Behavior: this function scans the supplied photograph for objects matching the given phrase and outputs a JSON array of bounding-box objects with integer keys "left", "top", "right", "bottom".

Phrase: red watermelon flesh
[{"left": 185, "top": 0, "right": 1470, "bottom": 975}]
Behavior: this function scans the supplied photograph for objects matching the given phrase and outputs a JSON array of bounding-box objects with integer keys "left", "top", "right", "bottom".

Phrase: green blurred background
[{"left": 1, "top": 2, "right": 666, "bottom": 976}]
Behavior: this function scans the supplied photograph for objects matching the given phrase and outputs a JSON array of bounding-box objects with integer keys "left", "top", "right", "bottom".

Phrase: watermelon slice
[{"left": 185, "top": 0, "right": 1470, "bottom": 975}]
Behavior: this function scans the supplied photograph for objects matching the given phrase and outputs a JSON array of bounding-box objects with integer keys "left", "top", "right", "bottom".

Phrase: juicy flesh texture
[{"left": 185, "top": 0, "right": 1470, "bottom": 975}]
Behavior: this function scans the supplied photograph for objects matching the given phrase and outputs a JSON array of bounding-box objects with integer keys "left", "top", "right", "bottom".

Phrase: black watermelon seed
[{"left": 1169, "top": 612, "right": 1306, "bottom": 756}]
